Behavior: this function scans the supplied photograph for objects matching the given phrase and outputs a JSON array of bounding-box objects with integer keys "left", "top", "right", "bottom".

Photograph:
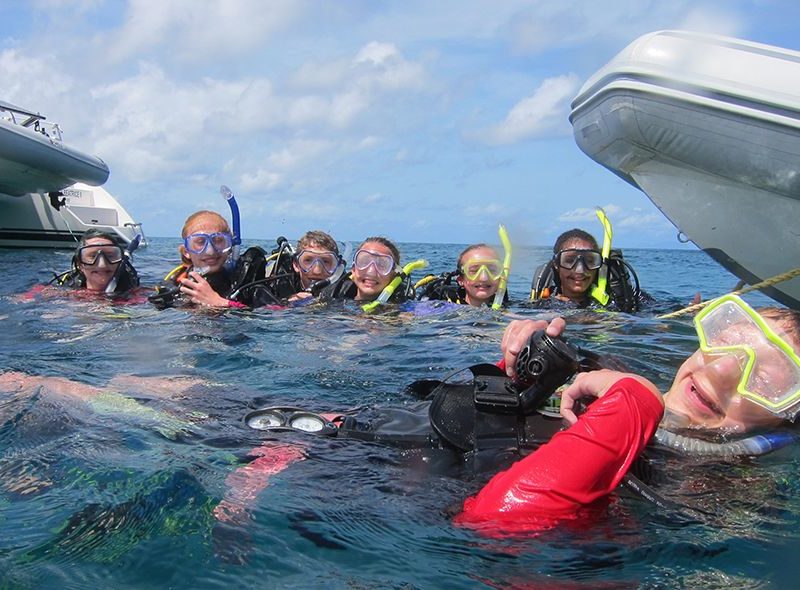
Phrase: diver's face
[
  {"left": 556, "top": 238, "right": 597, "bottom": 301},
  {"left": 180, "top": 216, "right": 230, "bottom": 274},
  {"left": 79, "top": 237, "right": 121, "bottom": 292},
  {"left": 664, "top": 319, "right": 791, "bottom": 433},
  {"left": 457, "top": 246, "right": 501, "bottom": 306},
  {"left": 351, "top": 242, "right": 397, "bottom": 301},
  {"left": 293, "top": 246, "right": 339, "bottom": 289}
]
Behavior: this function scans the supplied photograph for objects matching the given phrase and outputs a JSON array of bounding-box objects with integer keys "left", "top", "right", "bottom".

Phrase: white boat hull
[
  {"left": 0, "top": 183, "right": 144, "bottom": 248},
  {"left": 570, "top": 30, "right": 800, "bottom": 309}
]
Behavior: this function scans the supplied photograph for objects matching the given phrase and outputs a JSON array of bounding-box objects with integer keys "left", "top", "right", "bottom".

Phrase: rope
[{"left": 657, "top": 267, "right": 800, "bottom": 320}]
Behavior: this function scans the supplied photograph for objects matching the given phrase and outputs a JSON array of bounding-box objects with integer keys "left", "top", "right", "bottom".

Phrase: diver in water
[
  {"left": 226, "top": 231, "right": 346, "bottom": 308},
  {"left": 530, "top": 211, "right": 650, "bottom": 313},
  {"left": 416, "top": 243, "right": 510, "bottom": 308},
  {"left": 217, "top": 295, "right": 800, "bottom": 534},
  {"left": 150, "top": 210, "right": 245, "bottom": 309},
  {"left": 318, "top": 237, "right": 425, "bottom": 307},
  {"left": 26, "top": 229, "right": 142, "bottom": 301}
]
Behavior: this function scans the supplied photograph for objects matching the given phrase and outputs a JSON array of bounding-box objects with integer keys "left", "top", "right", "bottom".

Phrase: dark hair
[
  {"left": 78, "top": 229, "right": 119, "bottom": 249},
  {"left": 457, "top": 243, "right": 498, "bottom": 271},
  {"left": 553, "top": 229, "right": 599, "bottom": 254},
  {"left": 359, "top": 236, "right": 401, "bottom": 264},
  {"left": 758, "top": 307, "right": 800, "bottom": 352},
  {"left": 298, "top": 230, "right": 338, "bottom": 254}
]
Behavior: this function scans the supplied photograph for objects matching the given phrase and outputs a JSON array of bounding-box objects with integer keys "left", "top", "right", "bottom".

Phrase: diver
[
  {"left": 227, "top": 231, "right": 346, "bottom": 308},
  {"left": 416, "top": 226, "right": 512, "bottom": 309},
  {"left": 216, "top": 295, "right": 800, "bottom": 534},
  {"left": 317, "top": 237, "right": 427, "bottom": 308},
  {"left": 30, "top": 229, "right": 142, "bottom": 300},
  {"left": 149, "top": 209, "right": 245, "bottom": 309},
  {"left": 530, "top": 209, "right": 650, "bottom": 312}
]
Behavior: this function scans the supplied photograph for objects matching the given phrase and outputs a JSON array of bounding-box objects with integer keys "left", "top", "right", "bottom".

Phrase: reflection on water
[{"left": 0, "top": 240, "right": 796, "bottom": 589}]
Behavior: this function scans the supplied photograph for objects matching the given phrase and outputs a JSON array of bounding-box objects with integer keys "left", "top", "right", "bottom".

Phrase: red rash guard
[{"left": 455, "top": 377, "right": 663, "bottom": 532}]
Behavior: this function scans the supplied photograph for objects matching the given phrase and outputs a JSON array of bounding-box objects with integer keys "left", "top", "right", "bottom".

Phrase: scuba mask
[
  {"left": 461, "top": 258, "right": 503, "bottom": 281},
  {"left": 354, "top": 249, "right": 396, "bottom": 276},
  {"left": 183, "top": 232, "right": 233, "bottom": 255},
  {"left": 554, "top": 249, "right": 603, "bottom": 271},
  {"left": 695, "top": 294, "right": 800, "bottom": 419},
  {"left": 295, "top": 249, "right": 341, "bottom": 275}
]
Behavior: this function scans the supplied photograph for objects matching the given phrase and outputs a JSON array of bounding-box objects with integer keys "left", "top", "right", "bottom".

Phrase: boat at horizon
[
  {"left": 0, "top": 99, "right": 144, "bottom": 248},
  {"left": 571, "top": 30, "right": 800, "bottom": 310}
]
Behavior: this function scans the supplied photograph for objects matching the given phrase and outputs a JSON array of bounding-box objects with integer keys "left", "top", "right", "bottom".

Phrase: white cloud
[
  {"left": 504, "top": 1, "right": 745, "bottom": 54},
  {"left": 104, "top": 0, "right": 304, "bottom": 63},
  {"left": 678, "top": 7, "right": 744, "bottom": 37},
  {"left": 558, "top": 203, "right": 620, "bottom": 223},
  {"left": 475, "top": 74, "right": 579, "bottom": 144}
]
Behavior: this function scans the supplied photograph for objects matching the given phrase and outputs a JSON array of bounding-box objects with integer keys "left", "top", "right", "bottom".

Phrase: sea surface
[{"left": 0, "top": 238, "right": 797, "bottom": 589}]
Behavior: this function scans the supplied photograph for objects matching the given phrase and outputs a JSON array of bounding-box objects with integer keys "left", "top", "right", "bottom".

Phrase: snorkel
[
  {"left": 103, "top": 234, "right": 141, "bottom": 295},
  {"left": 491, "top": 224, "right": 512, "bottom": 310},
  {"left": 362, "top": 259, "right": 428, "bottom": 312},
  {"left": 589, "top": 207, "right": 612, "bottom": 306},
  {"left": 654, "top": 426, "right": 798, "bottom": 457},
  {"left": 220, "top": 185, "right": 241, "bottom": 270}
]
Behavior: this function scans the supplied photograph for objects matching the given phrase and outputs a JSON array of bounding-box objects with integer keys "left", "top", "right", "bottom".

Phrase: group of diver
[
  {"left": 45, "top": 189, "right": 646, "bottom": 316},
  {"left": 13, "top": 186, "right": 800, "bottom": 537}
]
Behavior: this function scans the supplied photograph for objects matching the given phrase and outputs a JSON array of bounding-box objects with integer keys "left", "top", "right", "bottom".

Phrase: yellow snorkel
[
  {"left": 491, "top": 224, "right": 512, "bottom": 310},
  {"left": 590, "top": 207, "right": 612, "bottom": 306},
  {"left": 362, "top": 259, "right": 428, "bottom": 312}
]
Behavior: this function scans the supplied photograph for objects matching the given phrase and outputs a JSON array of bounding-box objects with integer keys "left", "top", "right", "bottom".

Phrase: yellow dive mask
[{"left": 695, "top": 294, "right": 800, "bottom": 418}]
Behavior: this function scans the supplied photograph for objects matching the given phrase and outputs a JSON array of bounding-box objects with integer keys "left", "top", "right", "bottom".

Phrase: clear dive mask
[{"left": 694, "top": 294, "right": 800, "bottom": 419}]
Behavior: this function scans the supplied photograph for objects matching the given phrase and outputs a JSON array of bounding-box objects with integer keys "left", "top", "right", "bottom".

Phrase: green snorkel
[
  {"left": 362, "top": 259, "right": 428, "bottom": 312},
  {"left": 590, "top": 207, "right": 613, "bottom": 306},
  {"left": 491, "top": 224, "right": 512, "bottom": 310}
]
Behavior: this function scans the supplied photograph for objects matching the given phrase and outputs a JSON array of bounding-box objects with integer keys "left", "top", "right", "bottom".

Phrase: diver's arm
[
  {"left": 213, "top": 441, "right": 306, "bottom": 523},
  {"left": 456, "top": 377, "right": 664, "bottom": 530},
  {"left": 500, "top": 317, "right": 566, "bottom": 379},
  {"left": 559, "top": 369, "right": 662, "bottom": 425}
]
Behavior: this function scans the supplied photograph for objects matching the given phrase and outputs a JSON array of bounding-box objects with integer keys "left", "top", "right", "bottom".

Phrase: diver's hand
[
  {"left": 179, "top": 272, "right": 230, "bottom": 307},
  {"left": 287, "top": 291, "right": 313, "bottom": 303},
  {"left": 559, "top": 370, "right": 662, "bottom": 425},
  {"left": 501, "top": 317, "right": 566, "bottom": 379}
]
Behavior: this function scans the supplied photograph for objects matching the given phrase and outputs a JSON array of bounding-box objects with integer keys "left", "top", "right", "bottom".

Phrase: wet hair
[
  {"left": 457, "top": 243, "right": 499, "bottom": 271},
  {"left": 359, "top": 236, "right": 401, "bottom": 264},
  {"left": 181, "top": 210, "right": 230, "bottom": 238},
  {"left": 758, "top": 307, "right": 800, "bottom": 351},
  {"left": 553, "top": 229, "right": 599, "bottom": 254},
  {"left": 298, "top": 230, "right": 338, "bottom": 254}
]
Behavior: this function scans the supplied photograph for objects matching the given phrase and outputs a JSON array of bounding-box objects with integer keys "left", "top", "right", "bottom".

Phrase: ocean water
[{"left": 0, "top": 238, "right": 797, "bottom": 589}]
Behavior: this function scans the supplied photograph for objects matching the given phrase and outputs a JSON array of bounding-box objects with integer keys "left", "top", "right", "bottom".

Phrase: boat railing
[{"left": 1, "top": 102, "right": 64, "bottom": 145}]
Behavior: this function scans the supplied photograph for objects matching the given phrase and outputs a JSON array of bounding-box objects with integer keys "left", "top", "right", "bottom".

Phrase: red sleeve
[{"left": 455, "top": 377, "right": 663, "bottom": 531}]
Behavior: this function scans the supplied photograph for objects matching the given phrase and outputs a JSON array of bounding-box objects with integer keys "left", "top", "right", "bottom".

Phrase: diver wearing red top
[{"left": 455, "top": 376, "right": 663, "bottom": 531}]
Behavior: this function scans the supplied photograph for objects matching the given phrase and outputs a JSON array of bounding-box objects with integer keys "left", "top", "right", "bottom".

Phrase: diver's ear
[
  {"left": 456, "top": 274, "right": 465, "bottom": 287},
  {"left": 292, "top": 259, "right": 301, "bottom": 274},
  {"left": 179, "top": 245, "right": 191, "bottom": 265}
]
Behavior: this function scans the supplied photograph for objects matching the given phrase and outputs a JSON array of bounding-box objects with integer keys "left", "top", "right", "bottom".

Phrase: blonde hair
[{"left": 181, "top": 210, "right": 230, "bottom": 238}]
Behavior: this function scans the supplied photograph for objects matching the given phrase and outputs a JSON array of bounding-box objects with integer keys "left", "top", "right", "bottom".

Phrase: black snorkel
[{"left": 104, "top": 233, "right": 141, "bottom": 294}]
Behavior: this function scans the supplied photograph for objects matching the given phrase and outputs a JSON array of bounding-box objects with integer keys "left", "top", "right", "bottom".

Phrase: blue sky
[{"left": 2, "top": 0, "right": 798, "bottom": 248}]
